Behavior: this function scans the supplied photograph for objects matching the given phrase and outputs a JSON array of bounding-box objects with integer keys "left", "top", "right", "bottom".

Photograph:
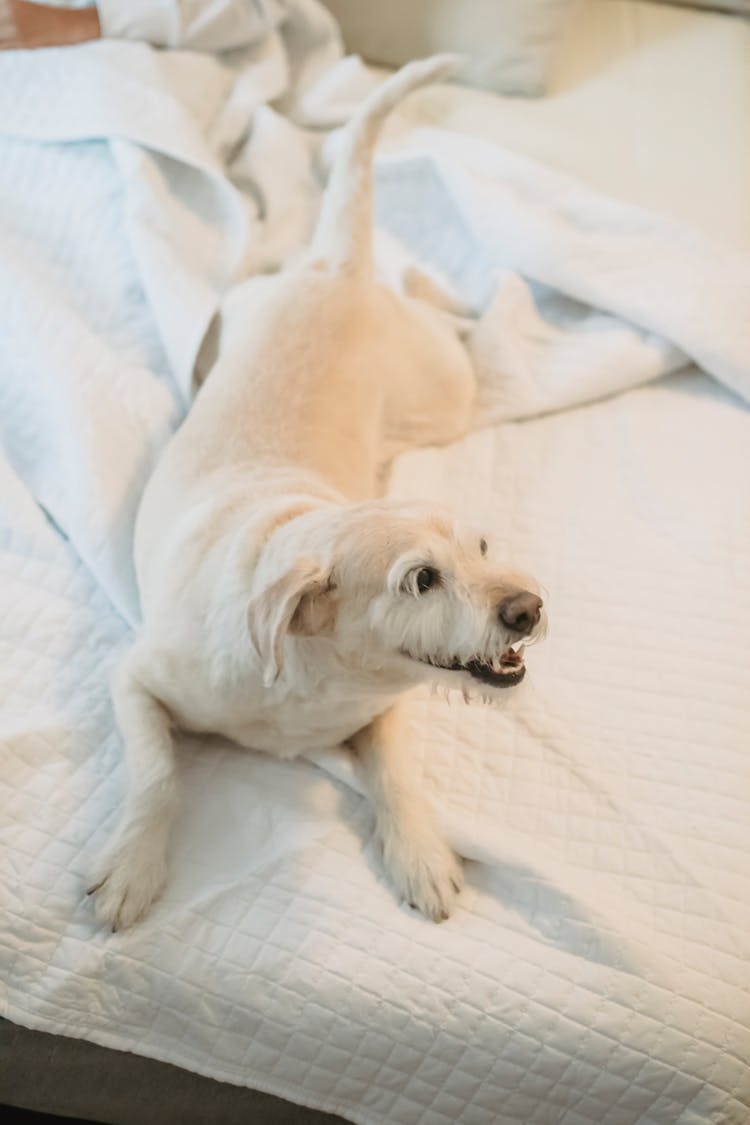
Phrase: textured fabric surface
[
  {"left": 1, "top": 5, "right": 749, "bottom": 1125},
  {"left": 96, "top": 0, "right": 286, "bottom": 52}
]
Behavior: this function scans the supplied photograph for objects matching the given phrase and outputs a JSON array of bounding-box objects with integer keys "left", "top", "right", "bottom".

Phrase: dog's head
[{"left": 247, "top": 500, "right": 545, "bottom": 697}]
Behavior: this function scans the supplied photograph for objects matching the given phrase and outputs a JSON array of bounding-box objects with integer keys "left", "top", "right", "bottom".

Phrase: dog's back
[{"left": 136, "top": 56, "right": 467, "bottom": 575}]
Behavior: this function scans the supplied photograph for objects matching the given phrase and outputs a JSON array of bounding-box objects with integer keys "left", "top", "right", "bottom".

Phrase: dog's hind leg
[
  {"left": 350, "top": 704, "right": 464, "bottom": 922},
  {"left": 402, "top": 264, "right": 472, "bottom": 324},
  {"left": 378, "top": 292, "right": 477, "bottom": 464},
  {"left": 88, "top": 647, "right": 177, "bottom": 931}
]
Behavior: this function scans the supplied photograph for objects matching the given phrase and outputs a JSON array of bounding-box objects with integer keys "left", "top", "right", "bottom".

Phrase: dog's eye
[
  {"left": 415, "top": 567, "right": 439, "bottom": 594},
  {"left": 479, "top": 537, "right": 488, "bottom": 557}
]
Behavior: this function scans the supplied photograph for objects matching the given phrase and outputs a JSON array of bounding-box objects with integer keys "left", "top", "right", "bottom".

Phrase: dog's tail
[{"left": 309, "top": 54, "right": 459, "bottom": 277}]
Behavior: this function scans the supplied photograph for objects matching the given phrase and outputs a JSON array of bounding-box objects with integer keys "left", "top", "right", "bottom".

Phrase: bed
[{"left": 1, "top": 3, "right": 749, "bottom": 1123}]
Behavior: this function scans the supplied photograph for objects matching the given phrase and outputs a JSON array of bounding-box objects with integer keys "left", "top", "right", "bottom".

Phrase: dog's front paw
[
  {"left": 380, "top": 819, "right": 463, "bottom": 922},
  {"left": 88, "top": 837, "right": 167, "bottom": 932}
]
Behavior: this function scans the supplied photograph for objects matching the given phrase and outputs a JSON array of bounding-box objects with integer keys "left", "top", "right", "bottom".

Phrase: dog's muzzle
[{"left": 406, "top": 589, "right": 543, "bottom": 689}]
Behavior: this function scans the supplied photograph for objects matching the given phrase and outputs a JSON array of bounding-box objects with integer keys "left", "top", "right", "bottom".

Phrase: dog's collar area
[{"left": 405, "top": 644, "right": 526, "bottom": 689}]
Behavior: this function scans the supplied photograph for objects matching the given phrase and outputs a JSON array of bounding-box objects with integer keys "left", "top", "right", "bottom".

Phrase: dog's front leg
[
  {"left": 88, "top": 646, "right": 177, "bottom": 931},
  {"left": 350, "top": 705, "right": 463, "bottom": 922}
]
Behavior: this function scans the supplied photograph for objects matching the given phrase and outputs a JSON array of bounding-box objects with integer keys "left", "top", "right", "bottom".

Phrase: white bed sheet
[{"left": 1, "top": 4, "right": 750, "bottom": 1124}]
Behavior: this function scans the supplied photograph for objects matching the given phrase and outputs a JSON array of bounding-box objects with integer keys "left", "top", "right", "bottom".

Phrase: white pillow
[
  {"left": 318, "top": 0, "right": 575, "bottom": 96},
  {"left": 656, "top": 1, "right": 750, "bottom": 12}
]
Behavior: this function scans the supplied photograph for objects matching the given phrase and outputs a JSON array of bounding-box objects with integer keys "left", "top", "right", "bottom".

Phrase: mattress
[{"left": 1, "top": 3, "right": 749, "bottom": 1125}]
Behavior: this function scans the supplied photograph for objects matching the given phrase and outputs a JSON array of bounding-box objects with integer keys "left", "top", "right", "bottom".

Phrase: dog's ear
[{"left": 247, "top": 557, "right": 335, "bottom": 687}]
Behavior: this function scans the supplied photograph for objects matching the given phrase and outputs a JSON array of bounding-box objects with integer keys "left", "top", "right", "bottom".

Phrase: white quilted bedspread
[{"left": 1, "top": 7, "right": 750, "bottom": 1124}]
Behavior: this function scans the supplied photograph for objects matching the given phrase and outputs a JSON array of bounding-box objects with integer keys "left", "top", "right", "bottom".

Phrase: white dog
[{"left": 89, "top": 56, "right": 544, "bottom": 931}]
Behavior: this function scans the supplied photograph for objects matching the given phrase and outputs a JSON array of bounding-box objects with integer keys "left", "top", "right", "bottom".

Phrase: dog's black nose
[{"left": 498, "top": 591, "right": 543, "bottom": 635}]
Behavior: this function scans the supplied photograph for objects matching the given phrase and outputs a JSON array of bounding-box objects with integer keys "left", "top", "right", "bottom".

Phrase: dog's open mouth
[{"left": 408, "top": 643, "right": 526, "bottom": 688}]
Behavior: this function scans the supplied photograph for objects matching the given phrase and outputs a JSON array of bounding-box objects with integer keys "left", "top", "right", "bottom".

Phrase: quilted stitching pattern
[
  {"left": 3, "top": 367, "right": 750, "bottom": 1123},
  {"left": 1, "top": 38, "right": 749, "bottom": 1125}
]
